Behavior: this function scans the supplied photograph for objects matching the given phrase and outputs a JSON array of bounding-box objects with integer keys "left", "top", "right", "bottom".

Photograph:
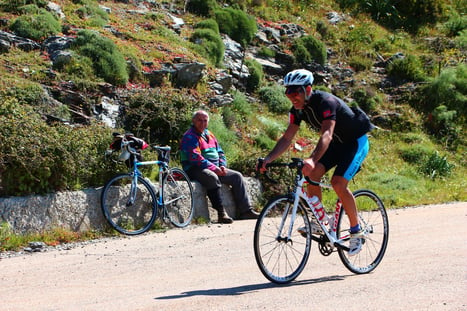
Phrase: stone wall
[{"left": 0, "top": 178, "right": 262, "bottom": 234}]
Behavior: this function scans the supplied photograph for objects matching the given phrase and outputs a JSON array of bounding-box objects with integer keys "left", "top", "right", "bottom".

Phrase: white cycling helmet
[{"left": 283, "top": 69, "right": 314, "bottom": 86}]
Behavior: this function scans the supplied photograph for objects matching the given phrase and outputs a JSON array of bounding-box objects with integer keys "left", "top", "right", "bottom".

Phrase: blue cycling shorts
[{"left": 319, "top": 134, "right": 369, "bottom": 181}]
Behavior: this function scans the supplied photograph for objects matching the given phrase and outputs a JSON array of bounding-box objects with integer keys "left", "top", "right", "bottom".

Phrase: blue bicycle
[{"left": 101, "top": 133, "right": 194, "bottom": 235}]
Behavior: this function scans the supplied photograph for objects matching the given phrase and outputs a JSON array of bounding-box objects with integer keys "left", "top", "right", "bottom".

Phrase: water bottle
[{"left": 306, "top": 195, "right": 328, "bottom": 223}]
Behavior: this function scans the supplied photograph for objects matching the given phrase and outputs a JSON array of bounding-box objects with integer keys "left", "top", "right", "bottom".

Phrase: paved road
[{"left": 1, "top": 203, "right": 466, "bottom": 311}]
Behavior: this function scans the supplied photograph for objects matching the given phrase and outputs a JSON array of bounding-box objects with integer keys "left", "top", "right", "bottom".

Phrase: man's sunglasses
[{"left": 285, "top": 85, "right": 305, "bottom": 95}]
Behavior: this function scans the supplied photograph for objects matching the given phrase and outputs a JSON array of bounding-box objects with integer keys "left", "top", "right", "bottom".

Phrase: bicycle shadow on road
[{"left": 155, "top": 275, "right": 347, "bottom": 300}]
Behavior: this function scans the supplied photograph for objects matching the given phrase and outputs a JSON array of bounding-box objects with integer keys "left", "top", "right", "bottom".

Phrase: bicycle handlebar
[{"left": 256, "top": 157, "right": 322, "bottom": 187}]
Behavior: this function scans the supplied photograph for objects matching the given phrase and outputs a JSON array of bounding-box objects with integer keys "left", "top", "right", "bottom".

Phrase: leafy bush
[
  {"left": 230, "top": 91, "right": 253, "bottom": 116},
  {"left": 76, "top": 2, "right": 109, "bottom": 27},
  {"left": 443, "top": 14, "right": 467, "bottom": 37},
  {"left": 194, "top": 18, "right": 220, "bottom": 34},
  {"left": 258, "top": 84, "right": 291, "bottom": 114},
  {"left": 387, "top": 54, "right": 426, "bottom": 83},
  {"left": 122, "top": 88, "right": 199, "bottom": 150},
  {"left": 420, "top": 151, "right": 454, "bottom": 179},
  {"left": 349, "top": 55, "right": 373, "bottom": 72},
  {"left": 292, "top": 35, "right": 327, "bottom": 66},
  {"left": 71, "top": 30, "right": 129, "bottom": 86},
  {"left": 351, "top": 87, "right": 382, "bottom": 113},
  {"left": 421, "top": 64, "right": 466, "bottom": 119},
  {"left": 214, "top": 7, "right": 257, "bottom": 47},
  {"left": 0, "top": 98, "right": 114, "bottom": 196},
  {"left": 427, "top": 105, "right": 462, "bottom": 147},
  {"left": 245, "top": 58, "right": 264, "bottom": 92},
  {"left": 395, "top": 0, "right": 444, "bottom": 32},
  {"left": 10, "top": 7, "right": 61, "bottom": 41},
  {"left": 0, "top": 0, "right": 47, "bottom": 12},
  {"left": 186, "top": 0, "right": 219, "bottom": 17},
  {"left": 398, "top": 144, "right": 433, "bottom": 163},
  {"left": 190, "top": 28, "right": 224, "bottom": 67}
]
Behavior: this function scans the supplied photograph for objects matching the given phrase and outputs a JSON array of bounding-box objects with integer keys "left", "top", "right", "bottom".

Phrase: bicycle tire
[
  {"left": 336, "top": 189, "right": 389, "bottom": 274},
  {"left": 253, "top": 195, "right": 312, "bottom": 284},
  {"left": 101, "top": 173, "right": 158, "bottom": 235},
  {"left": 162, "top": 168, "right": 194, "bottom": 228}
]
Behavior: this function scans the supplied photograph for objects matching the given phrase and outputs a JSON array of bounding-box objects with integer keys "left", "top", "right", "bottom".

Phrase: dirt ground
[{"left": 1, "top": 202, "right": 466, "bottom": 311}]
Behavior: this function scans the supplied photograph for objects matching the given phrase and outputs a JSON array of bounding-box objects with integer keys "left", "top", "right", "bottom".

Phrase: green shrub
[
  {"left": 349, "top": 55, "right": 373, "bottom": 72},
  {"left": 258, "top": 84, "right": 291, "bottom": 114},
  {"left": 398, "top": 144, "right": 433, "bottom": 163},
  {"left": 292, "top": 35, "right": 327, "bottom": 66},
  {"left": 0, "top": 0, "right": 47, "bottom": 12},
  {"left": 190, "top": 28, "right": 224, "bottom": 67},
  {"left": 420, "top": 151, "right": 454, "bottom": 179},
  {"left": 214, "top": 7, "right": 257, "bottom": 47},
  {"left": 0, "top": 98, "right": 114, "bottom": 196},
  {"left": 230, "top": 91, "right": 253, "bottom": 116},
  {"left": 186, "top": 0, "right": 219, "bottom": 16},
  {"left": 10, "top": 8, "right": 61, "bottom": 41},
  {"left": 351, "top": 87, "right": 382, "bottom": 113},
  {"left": 421, "top": 64, "right": 466, "bottom": 118},
  {"left": 123, "top": 88, "right": 200, "bottom": 149},
  {"left": 76, "top": 2, "right": 109, "bottom": 27},
  {"left": 443, "top": 14, "right": 467, "bottom": 37},
  {"left": 257, "top": 46, "right": 276, "bottom": 58},
  {"left": 71, "top": 30, "right": 129, "bottom": 86},
  {"left": 245, "top": 58, "right": 264, "bottom": 92},
  {"left": 387, "top": 54, "right": 426, "bottom": 83},
  {"left": 427, "top": 105, "right": 462, "bottom": 147},
  {"left": 194, "top": 18, "right": 220, "bottom": 34},
  {"left": 395, "top": 0, "right": 444, "bottom": 32}
]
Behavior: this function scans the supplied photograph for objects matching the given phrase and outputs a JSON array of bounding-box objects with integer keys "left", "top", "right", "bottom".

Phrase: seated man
[{"left": 180, "top": 110, "right": 259, "bottom": 223}]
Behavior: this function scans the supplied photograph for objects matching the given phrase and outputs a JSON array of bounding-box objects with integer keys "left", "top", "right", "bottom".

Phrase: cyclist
[{"left": 259, "top": 69, "right": 375, "bottom": 255}]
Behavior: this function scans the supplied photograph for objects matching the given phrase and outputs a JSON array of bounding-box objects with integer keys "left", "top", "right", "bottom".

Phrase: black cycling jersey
[{"left": 289, "top": 90, "right": 374, "bottom": 143}]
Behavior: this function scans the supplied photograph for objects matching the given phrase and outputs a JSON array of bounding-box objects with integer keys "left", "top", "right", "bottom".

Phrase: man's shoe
[
  {"left": 239, "top": 209, "right": 259, "bottom": 220},
  {"left": 348, "top": 231, "right": 364, "bottom": 256},
  {"left": 218, "top": 212, "right": 233, "bottom": 224}
]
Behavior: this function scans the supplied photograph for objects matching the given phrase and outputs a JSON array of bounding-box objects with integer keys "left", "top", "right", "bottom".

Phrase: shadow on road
[{"left": 155, "top": 274, "right": 347, "bottom": 300}]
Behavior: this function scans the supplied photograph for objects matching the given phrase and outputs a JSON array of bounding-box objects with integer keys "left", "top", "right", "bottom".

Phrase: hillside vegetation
[{"left": 0, "top": 0, "right": 465, "bottom": 209}]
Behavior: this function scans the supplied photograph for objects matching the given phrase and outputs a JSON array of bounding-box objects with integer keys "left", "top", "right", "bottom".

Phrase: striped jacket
[{"left": 180, "top": 126, "right": 226, "bottom": 172}]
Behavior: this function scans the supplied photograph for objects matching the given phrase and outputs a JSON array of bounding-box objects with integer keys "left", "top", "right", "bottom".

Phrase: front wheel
[
  {"left": 253, "top": 195, "right": 312, "bottom": 284},
  {"left": 336, "top": 189, "right": 389, "bottom": 274},
  {"left": 100, "top": 173, "right": 158, "bottom": 235},
  {"left": 162, "top": 168, "right": 194, "bottom": 228}
]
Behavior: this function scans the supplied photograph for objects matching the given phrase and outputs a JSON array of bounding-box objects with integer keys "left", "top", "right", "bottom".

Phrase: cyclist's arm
[
  {"left": 310, "top": 119, "right": 335, "bottom": 162},
  {"left": 264, "top": 123, "right": 299, "bottom": 164}
]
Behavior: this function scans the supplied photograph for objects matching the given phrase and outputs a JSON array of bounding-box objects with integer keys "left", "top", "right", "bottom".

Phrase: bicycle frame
[
  {"left": 294, "top": 176, "right": 350, "bottom": 251},
  {"left": 266, "top": 158, "right": 350, "bottom": 252}
]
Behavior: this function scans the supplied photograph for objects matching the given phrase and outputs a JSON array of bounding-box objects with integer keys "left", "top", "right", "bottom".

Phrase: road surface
[{"left": 1, "top": 203, "right": 466, "bottom": 310}]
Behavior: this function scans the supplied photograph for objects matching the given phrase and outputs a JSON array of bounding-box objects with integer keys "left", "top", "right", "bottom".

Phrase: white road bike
[{"left": 254, "top": 158, "right": 389, "bottom": 284}]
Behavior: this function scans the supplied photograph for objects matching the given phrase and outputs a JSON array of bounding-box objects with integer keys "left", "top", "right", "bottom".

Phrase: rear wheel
[
  {"left": 162, "top": 168, "right": 194, "bottom": 228},
  {"left": 254, "top": 195, "right": 312, "bottom": 284},
  {"left": 337, "top": 189, "right": 389, "bottom": 274},
  {"left": 101, "top": 174, "right": 157, "bottom": 235}
]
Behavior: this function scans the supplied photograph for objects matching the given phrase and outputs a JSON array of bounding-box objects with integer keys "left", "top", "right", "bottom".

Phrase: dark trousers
[{"left": 186, "top": 166, "right": 252, "bottom": 214}]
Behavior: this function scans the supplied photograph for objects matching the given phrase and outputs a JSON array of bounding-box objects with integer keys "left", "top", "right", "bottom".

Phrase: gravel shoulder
[{"left": 1, "top": 202, "right": 466, "bottom": 311}]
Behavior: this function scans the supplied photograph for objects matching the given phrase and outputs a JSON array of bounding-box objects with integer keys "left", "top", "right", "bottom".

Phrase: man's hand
[
  {"left": 216, "top": 166, "right": 227, "bottom": 176},
  {"left": 257, "top": 157, "right": 270, "bottom": 173}
]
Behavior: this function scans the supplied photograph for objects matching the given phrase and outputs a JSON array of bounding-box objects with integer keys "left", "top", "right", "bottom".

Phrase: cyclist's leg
[
  {"left": 332, "top": 135, "right": 369, "bottom": 228},
  {"left": 304, "top": 163, "right": 326, "bottom": 200}
]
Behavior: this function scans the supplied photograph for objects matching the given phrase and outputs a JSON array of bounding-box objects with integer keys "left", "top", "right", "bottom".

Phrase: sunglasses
[{"left": 285, "top": 85, "right": 305, "bottom": 95}]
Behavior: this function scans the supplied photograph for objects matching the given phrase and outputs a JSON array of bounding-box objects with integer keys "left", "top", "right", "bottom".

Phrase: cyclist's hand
[{"left": 257, "top": 157, "right": 269, "bottom": 173}]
